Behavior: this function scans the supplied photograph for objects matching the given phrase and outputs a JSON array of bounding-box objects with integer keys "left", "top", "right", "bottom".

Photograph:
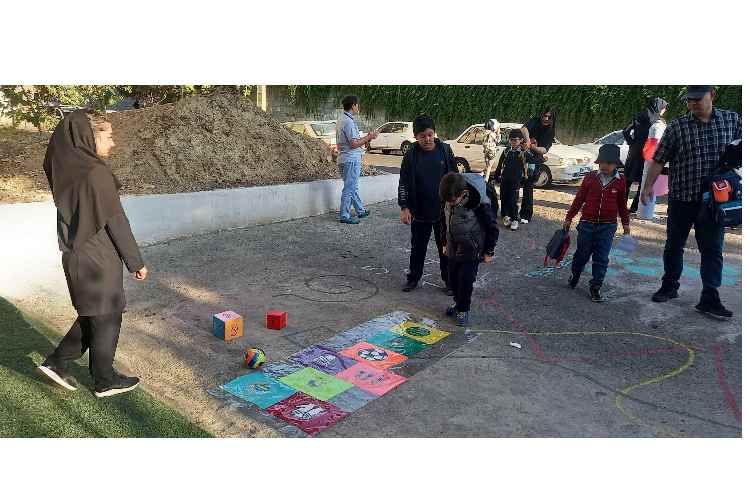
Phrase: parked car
[
  {"left": 367, "top": 121, "right": 416, "bottom": 156},
  {"left": 574, "top": 130, "right": 629, "bottom": 165},
  {"left": 282, "top": 120, "right": 339, "bottom": 157},
  {"left": 444, "top": 123, "right": 593, "bottom": 188}
]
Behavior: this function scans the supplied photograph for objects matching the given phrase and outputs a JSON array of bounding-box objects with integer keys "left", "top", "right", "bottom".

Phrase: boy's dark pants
[
  {"left": 661, "top": 199, "right": 725, "bottom": 304},
  {"left": 408, "top": 220, "right": 449, "bottom": 285},
  {"left": 571, "top": 221, "right": 617, "bottom": 288},
  {"left": 45, "top": 311, "right": 123, "bottom": 388},
  {"left": 449, "top": 258, "right": 480, "bottom": 312},
  {"left": 499, "top": 179, "right": 520, "bottom": 221}
]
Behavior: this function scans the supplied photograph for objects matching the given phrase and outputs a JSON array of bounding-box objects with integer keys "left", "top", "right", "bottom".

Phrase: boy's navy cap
[
  {"left": 595, "top": 143, "right": 622, "bottom": 165},
  {"left": 509, "top": 128, "right": 524, "bottom": 139},
  {"left": 682, "top": 85, "right": 713, "bottom": 100}
]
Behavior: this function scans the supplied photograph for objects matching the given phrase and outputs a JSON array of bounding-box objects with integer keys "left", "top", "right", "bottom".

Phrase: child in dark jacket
[
  {"left": 563, "top": 144, "right": 630, "bottom": 302},
  {"left": 439, "top": 172, "right": 500, "bottom": 326},
  {"left": 493, "top": 129, "right": 529, "bottom": 231}
]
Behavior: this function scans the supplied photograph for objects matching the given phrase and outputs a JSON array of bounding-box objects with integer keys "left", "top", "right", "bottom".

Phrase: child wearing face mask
[{"left": 439, "top": 172, "right": 499, "bottom": 326}]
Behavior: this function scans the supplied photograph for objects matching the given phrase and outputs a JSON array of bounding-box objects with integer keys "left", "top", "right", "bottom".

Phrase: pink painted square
[
  {"left": 336, "top": 362, "right": 407, "bottom": 397},
  {"left": 339, "top": 341, "right": 407, "bottom": 370}
]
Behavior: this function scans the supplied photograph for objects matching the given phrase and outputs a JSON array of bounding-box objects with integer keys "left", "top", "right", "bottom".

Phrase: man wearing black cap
[
  {"left": 398, "top": 114, "right": 458, "bottom": 292},
  {"left": 641, "top": 86, "right": 741, "bottom": 319},
  {"left": 563, "top": 144, "right": 630, "bottom": 302}
]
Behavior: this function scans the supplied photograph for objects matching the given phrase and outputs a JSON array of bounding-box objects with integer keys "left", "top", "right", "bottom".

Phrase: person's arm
[
  {"left": 618, "top": 179, "right": 631, "bottom": 234},
  {"left": 476, "top": 202, "right": 499, "bottom": 257},
  {"left": 444, "top": 142, "right": 458, "bottom": 173},
  {"left": 398, "top": 152, "right": 414, "bottom": 224},
  {"left": 563, "top": 174, "right": 590, "bottom": 228},
  {"left": 493, "top": 149, "right": 506, "bottom": 182},
  {"left": 106, "top": 211, "right": 145, "bottom": 274},
  {"left": 622, "top": 122, "right": 635, "bottom": 145}
]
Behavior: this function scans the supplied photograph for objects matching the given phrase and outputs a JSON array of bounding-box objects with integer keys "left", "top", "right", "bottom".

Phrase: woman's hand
[{"left": 134, "top": 266, "right": 149, "bottom": 281}]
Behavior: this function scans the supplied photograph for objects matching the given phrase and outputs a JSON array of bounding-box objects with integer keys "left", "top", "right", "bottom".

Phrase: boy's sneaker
[
  {"left": 502, "top": 216, "right": 511, "bottom": 227},
  {"left": 402, "top": 279, "right": 419, "bottom": 292},
  {"left": 446, "top": 304, "right": 457, "bottom": 317},
  {"left": 456, "top": 311, "right": 470, "bottom": 327},
  {"left": 357, "top": 210, "right": 371, "bottom": 218},
  {"left": 568, "top": 273, "right": 580, "bottom": 289},
  {"left": 590, "top": 286, "right": 603, "bottom": 303},
  {"left": 340, "top": 217, "right": 360, "bottom": 225},
  {"left": 37, "top": 363, "right": 78, "bottom": 391},
  {"left": 94, "top": 374, "right": 140, "bottom": 398},
  {"left": 510, "top": 221, "right": 519, "bottom": 231},
  {"left": 520, "top": 219, "right": 529, "bottom": 224},
  {"left": 652, "top": 287, "right": 679, "bottom": 303},
  {"left": 695, "top": 302, "right": 733, "bottom": 320}
]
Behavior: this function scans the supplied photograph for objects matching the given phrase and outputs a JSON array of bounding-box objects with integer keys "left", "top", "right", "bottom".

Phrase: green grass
[{"left": 0, "top": 296, "right": 212, "bottom": 437}]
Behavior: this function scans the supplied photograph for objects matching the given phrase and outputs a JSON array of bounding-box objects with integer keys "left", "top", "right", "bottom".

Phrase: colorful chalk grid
[
  {"left": 279, "top": 367, "right": 353, "bottom": 401},
  {"left": 261, "top": 360, "right": 304, "bottom": 379},
  {"left": 367, "top": 330, "right": 428, "bottom": 357},
  {"left": 340, "top": 341, "right": 408, "bottom": 370},
  {"left": 222, "top": 371, "right": 297, "bottom": 409},
  {"left": 390, "top": 321, "right": 451, "bottom": 345},
  {"left": 267, "top": 392, "right": 348, "bottom": 436},
  {"left": 336, "top": 362, "right": 407, "bottom": 397},
  {"left": 289, "top": 345, "right": 357, "bottom": 376},
  {"left": 328, "top": 387, "right": 378, "bottom": 413}
]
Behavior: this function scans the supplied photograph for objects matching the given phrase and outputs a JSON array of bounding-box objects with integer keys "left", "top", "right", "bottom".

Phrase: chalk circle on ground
[{"left": 274, "top": 274, "right": 380, "bottom": 303}]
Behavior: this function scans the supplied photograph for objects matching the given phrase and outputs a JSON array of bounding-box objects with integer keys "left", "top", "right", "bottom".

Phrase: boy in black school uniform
[
  {"left": 493, "top": 129, "right": 529, "bottom": 231},
  {"left": 439, "top": 172, "right": 500, "bottom": 326}
]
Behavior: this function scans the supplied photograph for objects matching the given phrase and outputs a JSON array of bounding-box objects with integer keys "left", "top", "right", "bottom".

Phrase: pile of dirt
[{"left": 0, "top": 93, "right": 379, "bottom": 203}]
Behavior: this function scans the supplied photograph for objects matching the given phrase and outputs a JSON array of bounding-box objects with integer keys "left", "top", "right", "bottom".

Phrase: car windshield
[
  {"left": 311, "top": 122, "right": 336, "bottom": 136},
  {"left": 596, "top": 131, "right": 625, "bottom": 145}
]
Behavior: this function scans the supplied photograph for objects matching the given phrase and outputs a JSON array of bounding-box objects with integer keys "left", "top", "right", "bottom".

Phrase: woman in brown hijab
[{"left": 38, "top": 110, "right": 149, "bottom": 398}]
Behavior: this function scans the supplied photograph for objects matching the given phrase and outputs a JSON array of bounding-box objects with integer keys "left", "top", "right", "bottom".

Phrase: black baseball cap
[{"left": 682, "top": 85, "right": 713, "bottom": 100}]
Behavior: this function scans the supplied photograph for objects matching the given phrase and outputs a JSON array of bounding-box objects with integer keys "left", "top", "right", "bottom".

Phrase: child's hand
[
  {"left": 623, "top": 225, "right": 631, "bottom": 236},
  {"left": 562, "top": 220, "right": 571, "bottom": 231},
  {"left": 483, "top": 254, "right": 494, "bottom": 264},
  {"left": 442, "top": 246, "right": 447, "bottom": 256}
]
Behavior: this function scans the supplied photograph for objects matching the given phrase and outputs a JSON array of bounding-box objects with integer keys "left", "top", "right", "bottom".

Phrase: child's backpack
[{"left": 544, "top": 228, "right": 571, "bottom": 267}]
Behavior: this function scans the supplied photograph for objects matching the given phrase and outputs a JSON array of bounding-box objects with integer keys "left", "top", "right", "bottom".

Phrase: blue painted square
[
  {"left": 328, "top": 386, "right": 378, "bottom": 413},
  {"left": 222, "top": 371, "right": 297, "bottom": 409},
  {"left": 261, "top": 360, "right": 304, "bottom": 379}
]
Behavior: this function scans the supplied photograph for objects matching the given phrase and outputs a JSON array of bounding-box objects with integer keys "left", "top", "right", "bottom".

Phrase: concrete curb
[{"left": 0, "top": 173, "right": 399, "bottom": 300}]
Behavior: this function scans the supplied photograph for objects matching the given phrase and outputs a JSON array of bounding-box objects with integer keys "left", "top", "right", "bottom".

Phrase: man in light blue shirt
[{"left": 336, "top": 95, "right": 378, "bottom": 224}]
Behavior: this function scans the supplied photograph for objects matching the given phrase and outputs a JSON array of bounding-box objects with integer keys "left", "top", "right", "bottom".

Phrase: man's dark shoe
[
  {"left": 37, "top": 363, "right": 78, "bottom": 391},
  {"left": 446, "top": 304, "right": 457, "bottom": 317},
  {"left": 590, "top": 286, "right": 603, "bottom": 303},
  {"left": 402, "top": 279, "right": 419, "bottom": 292},
  {"left": 340, "top": 217, "right": 360, "bottom": 225},
  {"left": 652, "top": 287, "right": 679, "bottom": 303},
  {"left": 357, "top": 210, "right": 371, "bottom": 218},
  {"left": 568, "top": 273, "right": 580, "bottom": 289},
  {"left": 443, "top": 286, "right": 454, "bottom": 296},
  {"left": 695, "top": 302, "right": 733, "bottom": 320},
  {"left": 94, "top": 374, "right": 140, "bottom": 398}
]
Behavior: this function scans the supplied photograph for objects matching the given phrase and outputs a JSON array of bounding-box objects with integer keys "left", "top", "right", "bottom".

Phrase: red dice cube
[{"left": 266, "top": 310, "right": 288, "bottom": 330}]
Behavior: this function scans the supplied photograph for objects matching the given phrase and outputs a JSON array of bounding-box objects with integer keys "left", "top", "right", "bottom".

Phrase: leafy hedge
[{"left": 288, "top": 85, "right": 742, "bottom": 143}]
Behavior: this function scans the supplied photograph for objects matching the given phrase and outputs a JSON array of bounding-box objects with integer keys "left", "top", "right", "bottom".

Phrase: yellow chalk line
[{"left": 452, "top": 328, "right": 696, "bottom": 437}]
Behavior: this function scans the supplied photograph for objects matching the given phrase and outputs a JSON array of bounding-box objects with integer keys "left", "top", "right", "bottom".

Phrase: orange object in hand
[{"left": 712, "top": 179, "right": 733, "bottom": 203}]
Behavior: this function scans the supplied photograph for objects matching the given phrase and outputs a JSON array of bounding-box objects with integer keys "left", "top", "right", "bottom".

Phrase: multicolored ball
[{"left": 243, "top": 348, "right": 266, "bottom": 369}]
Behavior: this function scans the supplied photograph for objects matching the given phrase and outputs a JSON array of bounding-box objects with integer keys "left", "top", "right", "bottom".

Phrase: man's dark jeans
[
  {"left": 662, "top": 198, "right": 725, "bottom": 303},
  {"left": 571, "top": 221, "right": 617, "bottom": 288},
  {"left": 407, "top": 220, "right": 449, "bottom": 285}
]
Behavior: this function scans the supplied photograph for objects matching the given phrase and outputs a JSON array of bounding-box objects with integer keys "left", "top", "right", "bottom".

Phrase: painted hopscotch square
[
  {"left": 289, "top": 345, "right": 357, "bottom": 376},
  {"left": 222, "top": 371, "right": 297, "bottom": 409},
  {"left": 390, "top": 321, "right": 450, "bottom": 345},
  {"left": 267, "top": 392, "right": 348, "bottom": 436},
  {"left": 336, "top": 362, "right": 407, "bottom": 397},
  {"left": 367, "top": 330, "right": 428, "bottom": 357},
  {"left": 279, "top": 367, "right": 353, "bottom": 401},
  {"left": 328, "top": 386, "right": 378, "bottom": 413},
  {"left": 261, "top": 360, "right": 304, "bottom": 379},
  {"left": 339, "top": 341, "right": 408, "bottom": 370}
]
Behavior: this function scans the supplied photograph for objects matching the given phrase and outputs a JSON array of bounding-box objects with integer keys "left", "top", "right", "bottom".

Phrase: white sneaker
[
  {"left": 520, "top": 219, "right": 529, "bottom": 224},
  {"left": 510, "top": 221, "right": 519, "bottom": 231},
  {"left": 502, "top": 216, "right": 511, "bottom": 227}
]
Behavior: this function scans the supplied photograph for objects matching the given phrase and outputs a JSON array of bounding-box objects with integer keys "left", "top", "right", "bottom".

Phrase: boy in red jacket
[{"left": 563, "top": 144, "right": 630, "bottom": 302}]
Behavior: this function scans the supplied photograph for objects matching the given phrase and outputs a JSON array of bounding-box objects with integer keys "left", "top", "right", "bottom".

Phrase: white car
[
  {"left": 574, "top": 130, "right": 629, "bottom": 165},
  {"left": 282, "top": 120, "right": 338, "bottom": 157},
  {"left": 444, "top": 123, "right": 593, "bottom": 188},
  {"left": 367, "top": 121, "right": 416, "bottom": 156}
]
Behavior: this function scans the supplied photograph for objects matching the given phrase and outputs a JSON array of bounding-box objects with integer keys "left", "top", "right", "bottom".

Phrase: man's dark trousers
[
  {"left": 408, "top": 220, "right": 449, "bottom": 285},
  {"left": 662, "top": 198, "right": 725, "bottom": 303}
]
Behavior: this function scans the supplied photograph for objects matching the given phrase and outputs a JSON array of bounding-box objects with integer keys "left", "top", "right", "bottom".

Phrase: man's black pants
[{"left": 408, "top": 220, "right": 449, "bottom": 285}]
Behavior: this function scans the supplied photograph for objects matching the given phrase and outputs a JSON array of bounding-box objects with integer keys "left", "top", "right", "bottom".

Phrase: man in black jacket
[{"left": 398, "top": 115, "right": 458, "bottom": 292}]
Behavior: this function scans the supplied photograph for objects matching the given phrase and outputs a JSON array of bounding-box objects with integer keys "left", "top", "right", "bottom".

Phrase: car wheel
[
  {"left": 534, "top": 165, "right": 553, "bottom": 189},
  {"left": 456, "top": 158, "right": 471, "bottom": 173},
  {"left": 400, "top": 142, "right": 412, "bottom": 156}
]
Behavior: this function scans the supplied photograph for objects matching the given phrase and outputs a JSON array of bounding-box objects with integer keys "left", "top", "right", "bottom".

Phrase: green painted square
[
  {"left": 279, "top": 367, "right": 353, "bottom": 401},
  {"left": 367, "top": 331, "right": 427, "bottom": 357}
]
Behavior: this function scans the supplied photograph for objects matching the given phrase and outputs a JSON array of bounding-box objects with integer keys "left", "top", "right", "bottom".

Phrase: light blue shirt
[{"left": 336, "top": 111, "right": 363, "bottom": 164}]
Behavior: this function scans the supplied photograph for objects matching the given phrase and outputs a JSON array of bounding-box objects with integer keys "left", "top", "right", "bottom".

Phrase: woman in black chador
[{"left": 38, "top": 110, "right": 149, "bottom": 398}]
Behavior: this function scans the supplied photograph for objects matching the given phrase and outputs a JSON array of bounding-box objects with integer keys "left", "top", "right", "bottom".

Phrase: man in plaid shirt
[{"left": 641, "top": 86, "right": 741, "bottom": 319}]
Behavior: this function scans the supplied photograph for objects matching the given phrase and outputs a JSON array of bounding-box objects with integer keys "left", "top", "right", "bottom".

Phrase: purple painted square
[{"left": 289, "top": 345, "right": 356, "bottom": 375}]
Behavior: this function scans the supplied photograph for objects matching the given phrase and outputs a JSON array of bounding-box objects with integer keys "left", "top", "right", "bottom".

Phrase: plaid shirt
[{"left": 653, "top": 108, "right": 742, "bottom": 201}]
